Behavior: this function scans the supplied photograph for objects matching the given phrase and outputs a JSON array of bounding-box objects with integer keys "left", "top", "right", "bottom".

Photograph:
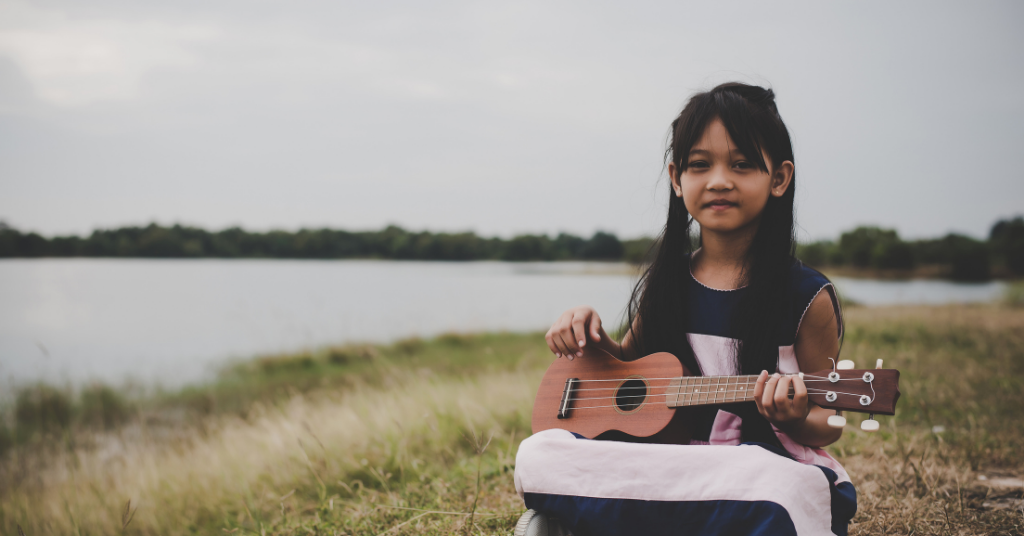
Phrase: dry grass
[{"left": 2, "top": 305, "right": 1023, "bottom": 535}]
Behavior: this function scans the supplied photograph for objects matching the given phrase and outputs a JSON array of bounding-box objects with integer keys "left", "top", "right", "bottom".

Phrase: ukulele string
[
  {"left": 566, "top": 374, "right": 861, "bottom": 387},
  {"left": 568, "top": 378, "right": 849, "bottom": 393},
  {"left": 565, "top": 387, "right": 870, "bottom": 404}
]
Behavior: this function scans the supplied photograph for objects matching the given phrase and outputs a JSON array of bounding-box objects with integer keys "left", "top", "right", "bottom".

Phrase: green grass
[{"left": 2, "top": 306, "right": 1023, "bottom": 535}]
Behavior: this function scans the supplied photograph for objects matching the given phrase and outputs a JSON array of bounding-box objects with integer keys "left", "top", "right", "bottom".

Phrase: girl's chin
[{"left": 697, "top": 220, "right": 756, "bottom": 234}]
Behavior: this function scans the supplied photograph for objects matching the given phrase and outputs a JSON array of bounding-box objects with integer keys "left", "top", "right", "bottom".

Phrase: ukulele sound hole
[{"left": 615, "top": 379, "right": 647, "bottom": 413}]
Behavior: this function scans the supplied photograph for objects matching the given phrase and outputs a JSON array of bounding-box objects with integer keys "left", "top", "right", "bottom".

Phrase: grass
[{"left": 2, "top": 306, "right": 1023, "bottom": 535}]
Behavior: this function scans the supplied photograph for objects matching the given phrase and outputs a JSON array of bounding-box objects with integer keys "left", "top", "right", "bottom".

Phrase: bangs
[{"left": 670, "top": 90, "right": 777, "bottom": 174}]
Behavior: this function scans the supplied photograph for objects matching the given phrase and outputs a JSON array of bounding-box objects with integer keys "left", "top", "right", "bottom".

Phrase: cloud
[{"left": 0, "top": 1, "right": 218, "bottom": 106}]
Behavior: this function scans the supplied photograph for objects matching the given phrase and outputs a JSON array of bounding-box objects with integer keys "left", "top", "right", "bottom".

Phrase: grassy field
[{"left": 1, "top": 305, "right": 1023, "bottom": 535}]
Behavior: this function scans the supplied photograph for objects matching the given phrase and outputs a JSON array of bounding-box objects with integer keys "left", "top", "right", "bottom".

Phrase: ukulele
[{"left": 531, "top": 347, "right": 900, "bottom": 444}]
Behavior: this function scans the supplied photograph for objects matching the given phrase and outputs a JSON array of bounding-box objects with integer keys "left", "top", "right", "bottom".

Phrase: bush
[
  {"left": 15, "top": 385, "right": 72, "bottom": 435},
  {"left": 326, "top": 345, "right": 377, "bottom": 365},
  {"left": 256, "top": 354, "right": 316, "bottom": 374},
  {"left": 0, "top": 422, "right": 12, "bottom": 457},
  {"left": 79, "top": 384, "right": 133, "bottom": 430}
]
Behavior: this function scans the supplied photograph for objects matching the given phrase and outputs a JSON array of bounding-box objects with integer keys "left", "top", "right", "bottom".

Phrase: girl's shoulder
[
  {"left": 785, "top": 260, "right": 843, "bottom": 342},
  {"left": 788, "top": 261, "right": 833, "bottom": 303}
]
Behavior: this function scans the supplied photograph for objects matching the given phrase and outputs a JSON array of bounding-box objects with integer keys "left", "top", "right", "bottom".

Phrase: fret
[
  {"left": 740, "top": 375, "right": 755, "bottom": 402},
  {"left": 664, "top": 374, "right": 804, "bottom": 408}
]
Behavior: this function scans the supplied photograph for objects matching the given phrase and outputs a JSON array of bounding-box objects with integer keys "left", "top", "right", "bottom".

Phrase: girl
[{"left": 514, "top": 83, "right": 855, "bottom": 536}]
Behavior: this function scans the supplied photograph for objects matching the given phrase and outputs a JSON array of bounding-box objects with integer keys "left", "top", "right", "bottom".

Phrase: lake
[{"left": 0, "top": 259, "right": 1008, "bottom": 388}]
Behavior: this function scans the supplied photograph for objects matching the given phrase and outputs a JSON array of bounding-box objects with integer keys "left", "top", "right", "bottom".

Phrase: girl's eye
[
  {"left": 733, "top": 161, "right": 754, "bottom": 170},
  {"left": 688, "top": 160, "right": 709, "bottom": 169}
]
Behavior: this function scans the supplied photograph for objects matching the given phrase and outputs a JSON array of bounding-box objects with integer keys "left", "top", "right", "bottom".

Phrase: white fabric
[{"left": 515, "top": 429, "right": 837, "bottom": 536}]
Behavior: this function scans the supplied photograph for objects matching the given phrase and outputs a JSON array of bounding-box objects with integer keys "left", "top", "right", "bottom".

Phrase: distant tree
[
  {"left": 872, "top": 240, "right": 915, "bottom": 270},
  {"left": 622, "top": 237, "right": 657, "bottom": 265},
  {"left": 0, "top": 226, "right": 19, "bottom": 256},
  {"left": 837, "top": 227, "right": 913, "bottom": 269},
  {"left": 552, "top": 233, "right": 586, "bottom": 260},
  {"left": 502, "top": 235, "right": 553, "bottom": 261},
  {"left": 796, "top": 240, "right": 835, "bottom": 268},
  {"left": 990, "top": 216, "right": 1024, "bottom": 276},
  {"left": 581, "top": 231, "right": 624, "bottom": 260}
]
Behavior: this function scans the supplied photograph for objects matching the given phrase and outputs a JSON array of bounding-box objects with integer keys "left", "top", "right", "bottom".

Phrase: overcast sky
[{"left": 1, "top": 0, "right": 1021, "bottom": 241}]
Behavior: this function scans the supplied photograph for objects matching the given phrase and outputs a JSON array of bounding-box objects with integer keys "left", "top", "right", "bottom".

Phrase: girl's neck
[{"left": 691, "top": 227, "right": 756, "bottom": 290}]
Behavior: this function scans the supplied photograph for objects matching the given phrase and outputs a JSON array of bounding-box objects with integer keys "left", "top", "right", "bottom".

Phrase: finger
[
  {"left": 762, "top": 373, "right": 780, "bottom": 414},
  {"left": 590, "top": 314, "right": 602, "bottom": 342},
  {"left": 792, "top": 375, "right": 808, "bottom": 416},
  {"left": 544, "top": 332, "right": 560, "bottom": 357},
  {"left": 774, "top": 375, "right": 792, "bottom": 415},
  {"left": 554, "top": 330, "right": 578, "bottom": 360},
  {"left": 561, "top": 322, "right": 582, "bottom": 356},
  {"left": 544, "top": 323, "right": 569, "bottom": 356},
  {"left": 571, "top": 314, "right": 588, "bottom": 349},
  {"left": 752, "top": 371, "right": 768, "bottom": 413}
]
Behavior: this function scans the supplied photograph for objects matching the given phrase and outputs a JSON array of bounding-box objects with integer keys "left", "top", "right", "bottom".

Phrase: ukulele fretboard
[{"left": 665, "top": 375, "right": 775, "bottom": 408}]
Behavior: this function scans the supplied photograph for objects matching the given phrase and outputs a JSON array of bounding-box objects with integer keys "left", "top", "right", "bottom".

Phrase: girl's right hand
[{"left": 545, "top": 306, "right": 608, "bottom": 360}]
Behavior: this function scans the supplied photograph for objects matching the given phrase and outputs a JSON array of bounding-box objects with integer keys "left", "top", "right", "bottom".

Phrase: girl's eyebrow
[{"left": 688, "top": 148, "right": 744, "bottom": 157}]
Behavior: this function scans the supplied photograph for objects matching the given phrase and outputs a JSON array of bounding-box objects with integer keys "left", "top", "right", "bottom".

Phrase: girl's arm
[{"left": 753, "top": 290, "right": 843, "bottom": 447}]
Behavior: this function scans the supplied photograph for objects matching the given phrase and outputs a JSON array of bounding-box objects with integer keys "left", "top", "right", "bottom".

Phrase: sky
[{"left": 0, "top": 0, "right": 1022, "bottom": 242}]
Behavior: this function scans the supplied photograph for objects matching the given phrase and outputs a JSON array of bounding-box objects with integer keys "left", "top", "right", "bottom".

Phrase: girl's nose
[{"left": 705, "top": 168, "right": 734, "bottom": 191}]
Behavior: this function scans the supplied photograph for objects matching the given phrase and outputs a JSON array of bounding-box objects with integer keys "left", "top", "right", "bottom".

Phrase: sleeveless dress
[{"left": 514, "top": 261, "right": 857, "bottom": 536}]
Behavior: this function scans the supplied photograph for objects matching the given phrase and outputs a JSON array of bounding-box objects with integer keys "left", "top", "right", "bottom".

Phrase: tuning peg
[
  {"left": 861, "top": 414, "right": 879, "bottom": 432},
  {"left": 876, "top": 359, "right": 883, "bottom": 369},
  {"left": 827, "top": 410, "right": 846, "bottom": 428},
  {"left": 837, "top": 360, "right": 855, "bottom": 370}
]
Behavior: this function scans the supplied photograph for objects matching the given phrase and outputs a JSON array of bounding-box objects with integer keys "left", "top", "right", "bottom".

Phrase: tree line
[
  {"left": 796, "top": 217, "right": 1024, "bottom": 281},
  {"left": 1, "top": 217, "right": 1021, "bottom": 281},
  {"left": 0, "top": 222, "right": 653, "bottom": 263}
]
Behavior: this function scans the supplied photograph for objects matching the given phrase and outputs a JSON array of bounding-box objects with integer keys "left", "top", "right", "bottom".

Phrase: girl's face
[{"left": 669, "top": 118, "right": 793, "bottom": 236}]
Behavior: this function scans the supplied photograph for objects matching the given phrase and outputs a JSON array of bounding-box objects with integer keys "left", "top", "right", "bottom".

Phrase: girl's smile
[{"left": 705, "top": 198, "right": 738, "bottom": 211}]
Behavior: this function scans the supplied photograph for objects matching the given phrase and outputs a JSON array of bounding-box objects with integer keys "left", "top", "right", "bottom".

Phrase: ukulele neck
[{"left": 665, "top": 375, "right": 794, "bottom": 408}]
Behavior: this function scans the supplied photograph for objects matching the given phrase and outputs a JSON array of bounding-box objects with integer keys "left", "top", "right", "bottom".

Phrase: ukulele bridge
[{"left": 557, "top": 378, "right": 579, "bottom": 419}]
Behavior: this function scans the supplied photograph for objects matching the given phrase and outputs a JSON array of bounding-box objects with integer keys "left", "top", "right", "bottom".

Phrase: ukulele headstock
[{"left": 805, "top": 360, "right": 901, "bottom": 419}]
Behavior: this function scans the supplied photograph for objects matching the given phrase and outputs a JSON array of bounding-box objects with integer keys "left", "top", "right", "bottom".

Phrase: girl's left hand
[{"left": 752, "top": 371, "right": 810, "bottom": 429}]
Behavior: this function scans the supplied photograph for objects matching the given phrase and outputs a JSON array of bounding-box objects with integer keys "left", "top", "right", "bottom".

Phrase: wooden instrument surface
[{"left": 531, "top": 347, "right": 900, "bottom": 443}]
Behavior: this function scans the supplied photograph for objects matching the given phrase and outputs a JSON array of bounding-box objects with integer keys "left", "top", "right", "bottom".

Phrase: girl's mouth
[{"left": 704, "top": 199, "right": 738, "bottom": 211}]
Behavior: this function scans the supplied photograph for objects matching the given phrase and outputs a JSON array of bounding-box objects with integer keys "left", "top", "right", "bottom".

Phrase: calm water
[{"left": 0, "top": 259, "right": 1008, "bottom": 388}]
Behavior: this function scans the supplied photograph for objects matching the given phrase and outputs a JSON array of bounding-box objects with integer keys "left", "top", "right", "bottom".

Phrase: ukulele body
[{"left": 531, "top": 348, "right": 698, "bottom": 444}]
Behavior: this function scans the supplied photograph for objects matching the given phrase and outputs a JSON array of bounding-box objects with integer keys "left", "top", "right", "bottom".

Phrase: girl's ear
[
  {"left": 668, "top": 162, "right": 683, "bottom": 198},
  {"left": 770, "top": 160, "right": 794, "bottom": 197}
]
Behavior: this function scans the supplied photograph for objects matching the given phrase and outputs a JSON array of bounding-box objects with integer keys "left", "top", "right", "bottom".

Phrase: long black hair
[{"left": 626, "top": 82, "right": 798, "bottom": 376}]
